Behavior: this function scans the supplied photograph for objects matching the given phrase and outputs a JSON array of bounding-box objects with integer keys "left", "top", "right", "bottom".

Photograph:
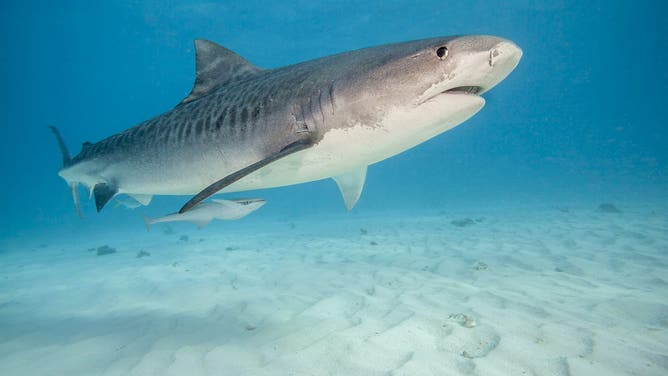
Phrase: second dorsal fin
[{"left": 180, "top": 39, "right": 262, "bottom": 105}]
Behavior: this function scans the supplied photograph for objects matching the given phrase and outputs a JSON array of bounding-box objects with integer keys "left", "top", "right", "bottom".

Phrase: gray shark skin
[{"left": 52, "top": 35, "right": 522, "bottom": 215}]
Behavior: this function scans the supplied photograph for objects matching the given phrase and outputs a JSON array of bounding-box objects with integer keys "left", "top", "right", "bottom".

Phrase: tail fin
[
  {"left": 49, "top": 126, "right": 82, "bottom": 218},
  {"left": 48, "top": 126, "right": 72, "bottom": 167}
]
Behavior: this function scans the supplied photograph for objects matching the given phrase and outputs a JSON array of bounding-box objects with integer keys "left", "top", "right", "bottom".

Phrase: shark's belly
[
  {"left": 60, "top": 145, "right": 248, "bottom": 196},
  {"left": 225, "top": 92, "right": 485, "bottom": 192}
]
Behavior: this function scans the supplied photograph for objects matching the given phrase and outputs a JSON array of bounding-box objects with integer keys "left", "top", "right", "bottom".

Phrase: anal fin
[
  {"left": 333, "top": 166, "right": 367, "bottom": 210},
  {"left": 93, "top": 183, "right": 118, "bottom": 212}
]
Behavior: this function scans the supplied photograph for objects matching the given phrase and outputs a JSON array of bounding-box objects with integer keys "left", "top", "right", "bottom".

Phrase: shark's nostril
[{"left": 488, "top": 42, "right": 523, "bottom": 68}]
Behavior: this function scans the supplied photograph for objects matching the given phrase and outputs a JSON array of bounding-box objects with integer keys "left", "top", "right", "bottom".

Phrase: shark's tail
[
  {"left": 49, "top": 126, "right": 82, "bottom": 218},
  {"left": 48, "top": 126, "right": 72, "bottom": 167}
]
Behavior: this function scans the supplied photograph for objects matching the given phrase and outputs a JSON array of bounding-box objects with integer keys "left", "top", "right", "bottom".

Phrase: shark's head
[
  {"left": 320, "top": 35, "right": 522, "bottom": 166},
  {"left": 333, "top": 35, "right": 522, "bottom": 116}
]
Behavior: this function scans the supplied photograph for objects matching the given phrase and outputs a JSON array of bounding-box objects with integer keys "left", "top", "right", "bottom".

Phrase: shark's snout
[
  {"left": 477, "top": 40, "right": 522, "bottom": 95},
  {"left": 489, "top": 41, "right": 523, "bottom": 68},
  {"left": 447, "top": 37, "right": 522, "bottom": 97}
]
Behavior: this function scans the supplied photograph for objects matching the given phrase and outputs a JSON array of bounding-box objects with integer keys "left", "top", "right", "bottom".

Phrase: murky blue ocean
[{"left": 1, "top": 1, "right": 666, "bottom": 375}]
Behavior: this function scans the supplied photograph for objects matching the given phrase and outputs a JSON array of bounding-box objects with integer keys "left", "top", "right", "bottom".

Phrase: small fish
[{"left": 143, "top": 198, "right": 266, "bottom": 231}]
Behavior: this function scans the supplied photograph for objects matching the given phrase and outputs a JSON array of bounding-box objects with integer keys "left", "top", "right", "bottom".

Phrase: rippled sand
[{"left": 1, "top": 202, "right": 666, "bottom": 375}]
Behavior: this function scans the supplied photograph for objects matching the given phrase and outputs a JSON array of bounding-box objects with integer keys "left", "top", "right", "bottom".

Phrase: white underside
[{"left": 221, "top": 92, "right": 485, "bottom": 193}]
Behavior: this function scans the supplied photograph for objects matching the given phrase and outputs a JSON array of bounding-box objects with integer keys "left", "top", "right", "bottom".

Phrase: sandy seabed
[{"left": 0, "top": 202, "right": 666, "bottom": 375}]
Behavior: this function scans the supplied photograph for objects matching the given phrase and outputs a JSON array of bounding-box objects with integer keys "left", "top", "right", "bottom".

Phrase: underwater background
[
  {"left": 1, "top": 0, "right": 665, "bottom": 236},
  {"left": 1, "top": 1, "right": 667, "bottom": 375}
]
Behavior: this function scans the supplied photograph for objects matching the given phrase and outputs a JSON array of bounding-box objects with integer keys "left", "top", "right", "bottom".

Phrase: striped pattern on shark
[{"left": 51, "top": 36, "right": 522, "bottom": 216}]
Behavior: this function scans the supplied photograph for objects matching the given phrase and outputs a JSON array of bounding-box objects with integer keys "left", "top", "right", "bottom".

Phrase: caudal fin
[
  {"left": 49, "top": 126, "right": 82, "bottom": 217},
  {"left": 48, "top": 126, "right": 72, "bottom": 167}
]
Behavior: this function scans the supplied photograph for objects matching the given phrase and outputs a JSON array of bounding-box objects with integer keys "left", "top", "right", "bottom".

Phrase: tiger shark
[{"left": 51, "top": 35, "right": 522, "bottom": 216}]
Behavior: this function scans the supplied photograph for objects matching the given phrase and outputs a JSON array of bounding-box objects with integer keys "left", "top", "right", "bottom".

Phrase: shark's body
[
  {"left": 52, "top": 36, "right": 522, "bottom": 214},
  {"left": 143, "top": 198, "right": 266, "bottom": 230}
]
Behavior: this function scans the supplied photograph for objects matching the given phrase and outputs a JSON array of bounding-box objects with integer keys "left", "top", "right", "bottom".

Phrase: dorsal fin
[{"left": 180, "top": 39, "right": 262, "bottom": 105}]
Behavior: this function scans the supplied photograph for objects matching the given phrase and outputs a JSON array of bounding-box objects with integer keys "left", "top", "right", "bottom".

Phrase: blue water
[
  {"left": 1, "top": 2, "right": 667, "bottom": 374},
  {"left": 1, "top": 1, "right": 666, "bottom": 238}
]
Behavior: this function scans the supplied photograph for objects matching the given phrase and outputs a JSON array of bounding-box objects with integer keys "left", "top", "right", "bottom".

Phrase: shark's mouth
[
  {"left": 444, "top": 86, "right": 483, "bottom": 95},
  {"left": 417, "top": 85, "right": 485, "bottom": 106}
]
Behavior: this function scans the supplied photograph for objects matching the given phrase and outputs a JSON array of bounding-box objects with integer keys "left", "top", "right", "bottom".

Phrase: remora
[{"left": 50, "top": 35, "right": 522, "bottom": 215}]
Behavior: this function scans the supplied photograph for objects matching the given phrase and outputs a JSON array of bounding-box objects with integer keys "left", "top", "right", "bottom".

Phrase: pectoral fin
[
  {"left": 179, "top": 139, "right": 313, "bottom": 214},
  {"left": 333, "top": 166, "right": 367, "bottom": 210}
]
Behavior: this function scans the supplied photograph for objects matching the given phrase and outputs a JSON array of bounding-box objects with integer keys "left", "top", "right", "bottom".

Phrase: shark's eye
[{"left": 436, "top": 46, "right": 448, "bottom": 60}]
